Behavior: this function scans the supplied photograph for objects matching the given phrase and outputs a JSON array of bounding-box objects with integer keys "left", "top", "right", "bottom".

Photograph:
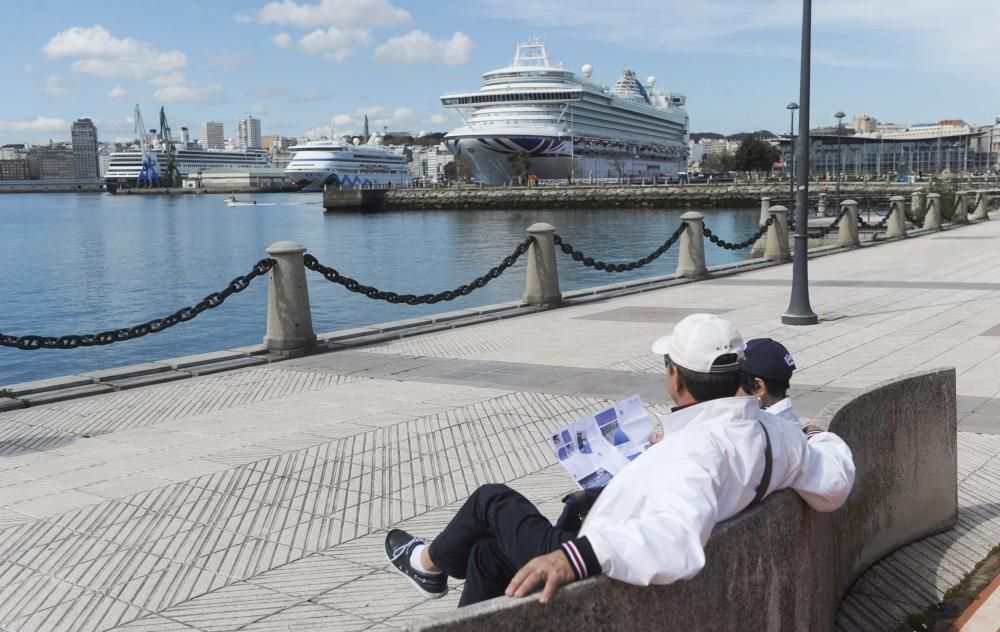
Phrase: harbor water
[{"left": 0, "top": 192, "right": 762, "bottom": 385}]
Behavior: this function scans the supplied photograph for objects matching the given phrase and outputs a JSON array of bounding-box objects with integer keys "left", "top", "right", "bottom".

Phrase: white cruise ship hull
[
  {"left": 283, "top": 143, "right": 410, "bottom": 192},
  {"left": 447, "top": 135, "right": 686, "bottom": 185}
]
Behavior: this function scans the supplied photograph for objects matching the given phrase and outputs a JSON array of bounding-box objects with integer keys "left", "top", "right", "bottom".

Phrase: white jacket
[{"left": 565, "top": 396, "right": 855, "bottom": 586}]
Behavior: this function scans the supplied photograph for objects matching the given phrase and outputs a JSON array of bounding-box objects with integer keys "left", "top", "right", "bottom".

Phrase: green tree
[
  {"left": 734, "top": 136, "right": 782, "bottom": 173},
  {"left": 508, "top": 151, "right": 531, "bottom": 185},
  {"left": 702, "top": 149, "right": 736, "bottom": 174}
]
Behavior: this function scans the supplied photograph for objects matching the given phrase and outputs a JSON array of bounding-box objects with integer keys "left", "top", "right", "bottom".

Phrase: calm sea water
[{"left": 0, "top": 192, "right": 761, "bottom": 385}]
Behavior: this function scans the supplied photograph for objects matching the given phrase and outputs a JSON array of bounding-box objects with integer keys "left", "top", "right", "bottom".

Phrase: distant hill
[{"left": 690, "top": 130, "right": 777, "bottom": 142}]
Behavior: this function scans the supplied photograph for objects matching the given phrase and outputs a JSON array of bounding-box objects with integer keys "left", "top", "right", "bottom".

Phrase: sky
[{"left": 2, "top": 0, "right": 999, "bottom": 145}]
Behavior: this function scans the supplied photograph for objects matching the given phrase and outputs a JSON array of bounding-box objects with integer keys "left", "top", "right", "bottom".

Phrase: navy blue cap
[{"left": 743, "top": 338, "right": 796, "bottom": 382}]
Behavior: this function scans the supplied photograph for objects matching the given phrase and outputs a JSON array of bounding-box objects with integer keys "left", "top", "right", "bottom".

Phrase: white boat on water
[
  {"left": 440, "top": 36, "right": 690, "bottom": 184},
  {"left": 225, "top": 194, "right": 258, "bottom": 206},
  {"left": 283, "top": 135, "right": 410, "bottom": 192}
]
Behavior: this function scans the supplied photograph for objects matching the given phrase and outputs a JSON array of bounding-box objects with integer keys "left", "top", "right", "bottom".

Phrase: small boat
[{"left": 225, "top": 194, "right": 258, "bottom": 206}]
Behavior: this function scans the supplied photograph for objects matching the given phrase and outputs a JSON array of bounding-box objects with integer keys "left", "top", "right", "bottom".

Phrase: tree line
[{"left": 700, "top": 135, "right": 782, "bottom": 174}]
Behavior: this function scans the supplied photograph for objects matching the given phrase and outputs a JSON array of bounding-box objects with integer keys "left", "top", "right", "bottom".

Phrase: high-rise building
[
  {"left": 236, "top": 116, "right": 262, "bottom": 149},
  {"left": 31, "top": 144, "right": 75, "bottom": 180},
  {"left": 201, "top": 121, "right": 225, "bottom": 150},
  {"left": 70, "top": 118, "right": 99, "bottom": 179}
]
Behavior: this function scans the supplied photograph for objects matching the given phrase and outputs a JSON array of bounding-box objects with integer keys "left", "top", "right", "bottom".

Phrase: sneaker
[{"left": 384, "top": 528, "right": 448, "bottom": 599}]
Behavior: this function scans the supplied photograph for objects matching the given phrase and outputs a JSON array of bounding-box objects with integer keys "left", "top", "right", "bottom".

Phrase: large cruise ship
[
  {"left": 284, "top": 136, "right": 410, "bottom": 191},
  {"left": 104, "top": 130, "right": 271, "bottom": 190},
  {"left": 440, "top": 37, "right": 689, "bottom": 184}
]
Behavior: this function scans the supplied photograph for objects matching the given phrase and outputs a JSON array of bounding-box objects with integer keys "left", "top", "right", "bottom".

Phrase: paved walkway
[{"left": 1, "top": 216, "right": 1000, "bottom": 631}]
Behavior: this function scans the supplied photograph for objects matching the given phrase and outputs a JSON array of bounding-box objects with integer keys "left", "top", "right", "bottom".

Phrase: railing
[{"left": 1, "top": 191, "right": 993, "bottom": 357}]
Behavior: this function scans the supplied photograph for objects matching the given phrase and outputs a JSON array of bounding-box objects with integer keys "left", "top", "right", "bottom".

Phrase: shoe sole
[{"left": 384, "top": 541, "right": 448, "bottom": 600}]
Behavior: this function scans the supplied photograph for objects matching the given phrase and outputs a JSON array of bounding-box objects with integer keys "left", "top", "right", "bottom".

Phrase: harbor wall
[{"left": 327, "top": 182, "right": 923, "bottom": 211}]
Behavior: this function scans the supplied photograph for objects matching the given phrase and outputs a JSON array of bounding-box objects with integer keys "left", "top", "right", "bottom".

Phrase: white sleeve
[
  {"left": 790, "top": 431, "right": 856, "bottom": 512},
  {"left": 579, "top": 443, "right": 723, "bottom": 586}
]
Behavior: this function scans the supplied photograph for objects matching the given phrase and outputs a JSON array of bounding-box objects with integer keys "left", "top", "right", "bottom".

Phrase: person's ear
[
  {"left": 670, "top": 366, "right": 687, "bottom": 398},
  {"left": 754, "top": 378, "right": 767, "bottom": 396}
]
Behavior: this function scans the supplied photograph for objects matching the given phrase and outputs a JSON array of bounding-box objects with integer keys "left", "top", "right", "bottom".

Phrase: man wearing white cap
[{"left": 385, "top": 314, "right": 855, "bottom": 606}]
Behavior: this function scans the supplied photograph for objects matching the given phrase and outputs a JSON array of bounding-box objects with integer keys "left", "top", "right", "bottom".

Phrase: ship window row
[
  {"left": 443, "top": 91, "right": 580, "bottom": 106},
  {"left": 484, "top": 71, "right": 572, "bottom": 80}
]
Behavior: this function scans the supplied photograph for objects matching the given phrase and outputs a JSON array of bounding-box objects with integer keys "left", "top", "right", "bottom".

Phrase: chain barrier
[
  {"left": 303, "top": 237, "right": 534, "bottom": 304},
  {"left": 551, "top": 222, "right": 687, "bottom": 272},
  {"left": 857, "top": 205, "right": 894, "bottom": 229},
  {"left": 808, "top": 206, "right": 850, "bottom": 238},
  {"left": 0, "top": 258, "right": 276, "bottom": 351},
  {"left": 703, "top": 214, "right": 775, "bottom": 250}
]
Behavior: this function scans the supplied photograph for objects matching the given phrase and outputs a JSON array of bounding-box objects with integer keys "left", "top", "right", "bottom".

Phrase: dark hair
[
  {"left": 667, "top": 354, "right": 742, "bottom": 402},
  {"left": 740, "top": 371, "right": 790, "bottom": 400}
]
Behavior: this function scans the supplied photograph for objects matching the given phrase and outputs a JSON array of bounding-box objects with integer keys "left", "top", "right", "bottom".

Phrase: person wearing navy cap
[{"left": 739, "top": 338, "right": 799, "bottom": 424}]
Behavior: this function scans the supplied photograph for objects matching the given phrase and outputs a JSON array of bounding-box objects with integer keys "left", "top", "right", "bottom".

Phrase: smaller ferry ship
[{"left": 284, "top": 135, "right": 410, "bottom": 192}]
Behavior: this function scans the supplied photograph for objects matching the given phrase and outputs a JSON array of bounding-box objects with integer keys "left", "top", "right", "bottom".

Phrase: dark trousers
[{"left": 427, "top": 484, "right": 574, "bottom": 607}]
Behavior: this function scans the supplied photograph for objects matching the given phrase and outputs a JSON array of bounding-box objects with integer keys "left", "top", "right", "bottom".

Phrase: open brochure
[{"left": 548, "top": 394, "right": 656, "bottom": 489}]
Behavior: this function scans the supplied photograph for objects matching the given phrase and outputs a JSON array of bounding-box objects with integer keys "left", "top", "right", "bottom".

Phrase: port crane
[
  {"left": 158, "top": 107, "right": 181, "bottom": 187},
  {"left": 134, "top": 104, "right": 159, "bottom": 187}
]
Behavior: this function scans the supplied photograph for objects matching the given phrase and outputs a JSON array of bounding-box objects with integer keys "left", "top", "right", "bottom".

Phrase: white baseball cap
[{"left": 650, "top": 313, "right": 744, "bottom": 373}]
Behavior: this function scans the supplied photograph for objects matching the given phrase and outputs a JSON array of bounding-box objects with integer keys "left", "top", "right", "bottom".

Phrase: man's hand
[{"left": 505, "top": 550, "right": 576, "bottom": 604}]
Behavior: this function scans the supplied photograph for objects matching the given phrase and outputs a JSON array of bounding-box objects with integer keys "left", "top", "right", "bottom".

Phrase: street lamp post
[
  {"left": 782, "top": 0, "right": 818, "bottom": 325},
  {"left": 787, "top": 102, "right": 798, "bottom": 208},
  {"left": 834, "top": 111, "right": 845, "bottom": 212}
]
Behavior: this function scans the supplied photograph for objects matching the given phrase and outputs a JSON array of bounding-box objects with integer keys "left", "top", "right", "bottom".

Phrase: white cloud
[
  {"left": 373, "top": 31, "right": 473, "bottom": 65},
  {"left": 249, "top": 104, "right": 268, "bottom": 115},
  {"left": 332, "top": 114, "right": 354, "bottom": 127},
  {"left": 107, "top": 86, "right": 131, "bottom": 99},
  {"left": 298, "top": 27, "right": 370, "bottom": 61},
  {"left": 44, "top": 75, "right": 75, "bottom": 97},
  {"left": 43, "top": 25, "right": 186, "bottom": 80},
  {"left": 471, "top": 0, "right": 1000, "bottom": 70},
  {"left": 149, "top": 72, "right": 186, "bottom": 88},
  {"left": 153, "top": 82, "right": 224, "bottom": 102},
  {"left": 0, "top": 117, "right": 69, "bottom": 132},
  {"left": 425, "top": 114, "right": 448, "bottom": 126},
  {"left": 209, "top": 49, "right": 252, "bottom": 68},
  {"left": 272, "top": 32, "right": 292, "bottom": 47},
  {"left": 256, "top": 0, "right": 409, "bottom": 29}
]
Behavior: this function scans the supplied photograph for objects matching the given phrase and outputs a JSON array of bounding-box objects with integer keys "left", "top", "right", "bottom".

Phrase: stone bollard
[
  {"left": 887, "top": 196, "right": 907, "bottom": 238},
  {"left": 911, "top": 189, "right": 925, "bottom": 221},
  {"left": 758, "top": 196, "right": 772, "bottom": 226},
  {"left": 677, "top": 212, "right": 707, "bottom": 278},
  {"left": 763, "top": 205, "right": 791, "bottom": 262},
  {"left": 264, "top": 241, "right": 317, "bottom": 356},
  {"left": 923, "top": 193, "right": 942, "bottom": 230},
  {"left": 750, "top": 197, "right": 771, "bottom": 258},
  {"left": 838, "top": 200, "right": 860, "bottom": 246},
  {"left": 817, "top": 193, "right": 828, "bottom": 218},
  {"left": 952, "top": 191, "right": 969, "bottom": 224},
  {"left": 523, "top": 223, "right": 562, "bottom": 306},
  {"left": 971, "top": 192, "right": 990, "bottom": 220}
]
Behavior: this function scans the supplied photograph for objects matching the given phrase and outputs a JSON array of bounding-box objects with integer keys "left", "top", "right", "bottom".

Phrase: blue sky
[{"left": 2, "top": 0, "right": 998, "bottom": 144}]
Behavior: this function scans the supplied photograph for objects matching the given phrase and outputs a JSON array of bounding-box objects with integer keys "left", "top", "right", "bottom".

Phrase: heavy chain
[
  {"left": 303, "top": 237, "right": 534, "bottom": 304},
  {"left": 703, "top": 214, "right": 775, "bottom": 250},
  {"left": 809, "top": 206, "right": 850, "bottom": 238},
  {"left": 551, "top": 222, "right": 687, "bottom": 272},
  {"left": 857, "top": 206, "right": 894, "bottom": 229},
  {"left": 0, "top": 258, "right": 275, "bottom": 351}
]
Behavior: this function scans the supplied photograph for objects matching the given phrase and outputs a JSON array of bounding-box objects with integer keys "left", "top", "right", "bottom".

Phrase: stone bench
[{"left": 411, "top": 368, "right": 958, "bottom": 632}]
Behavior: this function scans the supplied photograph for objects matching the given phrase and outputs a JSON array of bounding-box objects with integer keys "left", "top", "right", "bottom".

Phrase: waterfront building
[
  {"left": 261, "top": 135, "right": 296, "bottom": 151},
  {"left": 71, "top": 118, "right": 100, "bottom": 179},
  {"left": 201, "top": 121, "right": 225, "bottom": 150},
  {"left": 236, "top": 117, "right": 262, "bottom": 150},
  {"left": 31, "top": 144, "right": 75, "bottom": 180},
  {"left": 407, "top": 144, "right": 455, "bottom": 183},
  {"left": 0, "top": 144, "right": 26, "bottom": 160},
  {"left": 440, "top": 37, "right": 689, "bottom": 184},
  {"left": 0, "top": 159, "right": 31, "bottom": 180}
]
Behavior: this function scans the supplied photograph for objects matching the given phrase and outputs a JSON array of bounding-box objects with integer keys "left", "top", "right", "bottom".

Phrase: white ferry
[
  {"left": 283, "top": 136, "right": 410, "bottom": 191},
  {"left": 440, "top": 37, "right": 689, "bottom": 184}
]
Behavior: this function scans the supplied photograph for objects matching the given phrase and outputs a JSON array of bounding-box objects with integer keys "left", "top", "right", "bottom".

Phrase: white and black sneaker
[{"left": 384, "top": 529, "right": 448, "bottom": 599}]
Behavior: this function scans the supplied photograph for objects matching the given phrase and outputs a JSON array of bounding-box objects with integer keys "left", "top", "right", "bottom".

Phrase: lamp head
[
  {"left": 787, "top": 102, "right": 799, "bottom": 110},
  {"left": 835, "top": 111, "right": 846, "bottom": 120}
]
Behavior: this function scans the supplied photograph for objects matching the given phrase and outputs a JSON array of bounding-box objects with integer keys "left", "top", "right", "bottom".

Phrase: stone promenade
[{"left": 2, "top": 215, "right": 1000, "bottom": 631}]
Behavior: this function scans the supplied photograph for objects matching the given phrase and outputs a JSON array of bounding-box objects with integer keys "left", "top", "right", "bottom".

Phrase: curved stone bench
[{"left": 411, "top": 368, "right": 957, "bottom": 632}]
